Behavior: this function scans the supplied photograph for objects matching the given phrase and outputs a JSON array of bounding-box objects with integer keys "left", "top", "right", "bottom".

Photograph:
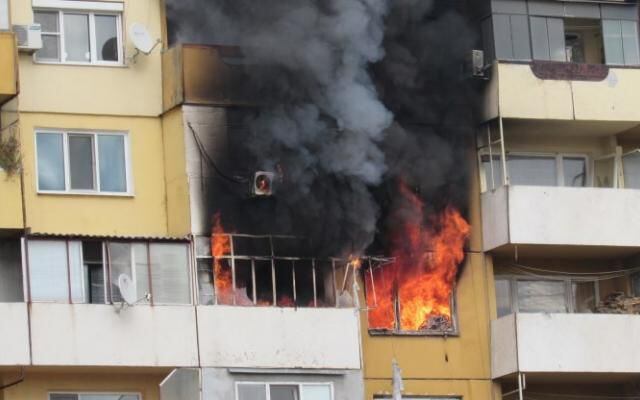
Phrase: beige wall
[
  {"left": 2, "top": 369, "right": 168, "bottom": 400},
  {"left": 161, "top": 107, "right": 190, "bottom": 237},
  {"left": 20, "top": 112, "right": 169, "bottom": 236},
  {"left": 11, "top": 0, "right": 164, "bottom": 117}
]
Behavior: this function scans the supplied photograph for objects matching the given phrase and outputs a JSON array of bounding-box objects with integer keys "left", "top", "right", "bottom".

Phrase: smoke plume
[{"left": 166, "top": 0, "right": 478, "bottom": 256}]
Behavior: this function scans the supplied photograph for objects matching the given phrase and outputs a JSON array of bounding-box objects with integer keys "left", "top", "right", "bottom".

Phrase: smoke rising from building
[{"left": 166, "top": 0, "right": 478, "bottom": 256}]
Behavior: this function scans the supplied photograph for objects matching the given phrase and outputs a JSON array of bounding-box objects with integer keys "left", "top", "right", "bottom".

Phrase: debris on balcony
[{"left": 596, "top": 292, "right": 640, "bottom": 314}]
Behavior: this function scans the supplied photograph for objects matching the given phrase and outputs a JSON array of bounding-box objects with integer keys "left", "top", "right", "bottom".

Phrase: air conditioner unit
[{"left": 13, "top": 24, "right": 42, "bottom": 52}]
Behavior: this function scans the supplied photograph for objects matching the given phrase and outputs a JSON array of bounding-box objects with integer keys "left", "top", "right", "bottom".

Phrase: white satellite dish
[
  {"left": 130, "top": 23, "right": 155, "bottom": 54},
  {"left": 117, "top": 273, "right": 137, "bottom": 306}
]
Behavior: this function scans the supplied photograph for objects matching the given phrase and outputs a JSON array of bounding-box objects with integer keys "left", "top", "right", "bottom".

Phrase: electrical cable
[{"left": 187, "top": 122, "right": 247, "bottom": 184}]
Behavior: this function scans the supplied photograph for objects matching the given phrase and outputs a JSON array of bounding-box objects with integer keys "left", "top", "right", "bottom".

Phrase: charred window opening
[
  {"left": 365, "top": 261, "right": 459, "bottom": 336},
  {"left": 196, "top": 233, "right": 387, "bottom": 308}
]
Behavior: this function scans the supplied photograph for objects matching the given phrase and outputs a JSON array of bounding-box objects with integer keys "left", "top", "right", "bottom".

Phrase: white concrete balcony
[
  {"left": 0, "top": 303, "right": 30, "bottom": 365},
  {"left": 197, "top": 306, "right": 361, "bottom": 370},
  {"left": 492, "top": 313, "right": 640, "bottom": 378},
  {"left": 483, "top": 62, "right": 640, "bottom": 124},
  {"left": 29, "top": 303, "right": 199, "bottom": 367},
  {"left": 482, "top": 185, "right": 640, "bottom": 254}
]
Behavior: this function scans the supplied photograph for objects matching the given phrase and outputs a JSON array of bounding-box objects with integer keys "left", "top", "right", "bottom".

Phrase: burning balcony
[{"left": 162, "top": 44, "right": 255, "bottom": 111}]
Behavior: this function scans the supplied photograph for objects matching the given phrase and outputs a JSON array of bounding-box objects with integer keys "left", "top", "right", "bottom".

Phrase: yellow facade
[
  {"left": 161, "top": 107, "right": 191, "bottom": 237},
  {"left": 0, "top": 31, "right": 18, "bottom": 103},
  {"left": 1, "top": 368, "right": 168, "bottom": 400},
  {"left": 0, "top": 169, "right": 22, "bottom": 230},
  {"left": 19, "top": 112, "right": 170, "bottom": 237}
]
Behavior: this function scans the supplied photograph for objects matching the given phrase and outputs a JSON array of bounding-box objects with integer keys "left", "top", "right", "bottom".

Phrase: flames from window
[
  {"left": 366, "top": 181, "right": 470, "bottom": 332},
  {"left": 211, "top": 213, "right": 235, "bottom": 305}
]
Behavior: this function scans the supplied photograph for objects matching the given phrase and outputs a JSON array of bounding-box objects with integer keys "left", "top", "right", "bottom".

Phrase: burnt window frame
[{"left": 364, "top": 262, "right": 460, "bottom": 337}]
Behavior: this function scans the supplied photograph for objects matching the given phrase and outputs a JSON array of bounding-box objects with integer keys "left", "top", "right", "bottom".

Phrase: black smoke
[{"left": 166, "top": 0, "right": 480, "bottom": 256}]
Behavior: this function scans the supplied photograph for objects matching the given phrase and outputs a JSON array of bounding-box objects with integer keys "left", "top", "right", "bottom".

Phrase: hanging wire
[{"left": 187, "top": 122, "right": 247, "bottom": 184}]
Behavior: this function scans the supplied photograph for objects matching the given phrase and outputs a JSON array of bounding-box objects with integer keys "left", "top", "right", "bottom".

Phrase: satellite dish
[
  {"left": 117, "top": 273, "right": 137, "bottom": 306},
  {"left": 129, "top": 23, "right": 155, "bottom": 54}
]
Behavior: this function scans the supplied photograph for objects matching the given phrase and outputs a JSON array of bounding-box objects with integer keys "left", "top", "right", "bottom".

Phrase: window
[
  {"left": 480, "top": 153, "right": 588, "bottom": 190},
  {"left": 27, "top": 239, "right": 192, "bottom": 305},
  {"left": 530, "top": 16, "right": 566, "bottom": 61},
  {"left": 0, "top": 0, "right": 9, "bottom": 30},
  {"left": 491, "top": 14, "right": 532, "bottom": 61},
  {"left": 623, "top": 150, "right": 640, "bottom": 189},
  {"left": 36, "top": 131, "right": 130, "bottom": 194},
  {"left": 496, "top": 277, "right": 598, "bottom": 317},
  {"left": 198, "top": 235, "right": 340, "bottom": 308},
  {"left": 236, "top": 383, "right": 333, "bottom": 400},
  {"left": 34, "top": 10, "right": 122, "bottom": 64},
  {"left": 603, "top": 19, "right": 640, "bottom": 66},
  {"left": 50, "top": 393, "right": 140, "bottom": 400}
]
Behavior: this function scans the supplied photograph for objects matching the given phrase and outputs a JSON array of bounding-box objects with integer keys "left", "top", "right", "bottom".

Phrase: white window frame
[
  {"left": 48, "top": 392, "right": 142, "bottom": 400},
  {"left": 33, "top": 9, "right": 123, "bottom": 66},
  {"left": 478, "top": 151, "right": 591, "bottom": 192},
  {"left": 34, "top": 129, "right": 133, "bottom": 196},
  {"left": 235, "top": 381, "right": 335, "bottom": 400}
]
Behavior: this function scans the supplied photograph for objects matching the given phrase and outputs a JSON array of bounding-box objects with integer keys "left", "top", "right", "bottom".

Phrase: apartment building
[
  {"left": 479, "top": 0, "right": 640, "bottom": 400},
  {"left": 0, "top": 0, "right": 193, "bottom": 399}
]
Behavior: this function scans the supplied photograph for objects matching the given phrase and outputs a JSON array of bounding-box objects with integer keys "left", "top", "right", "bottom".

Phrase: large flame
[
  {"left": 212, "top": 213, "right": 234, "bottom": 305},
  {"left": 366, "top": 181, "right": 470, "bottom": 331}
]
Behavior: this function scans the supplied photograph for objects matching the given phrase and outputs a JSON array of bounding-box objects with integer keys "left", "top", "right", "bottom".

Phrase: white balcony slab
[
  {"left": 482, "top": 185, "right": 640, "bottom": 251},
  {"left": 197, "top": 306, "right": 361, "bottom": 369},
  {"left": 492, "top": 313, "right": 640, "bottom": 378},
  {"left": 0, "top": 302, "right": 30, "bottom": 365},
  {"left": 30, "top": 303, "right": 199, "bottom": 367}
]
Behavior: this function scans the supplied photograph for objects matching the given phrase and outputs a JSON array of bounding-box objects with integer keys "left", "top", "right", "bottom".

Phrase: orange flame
[
  {"left": 367, "top": 181, "right": 470, "bottom": 331},
  {"left": 212, "top": 213, "right": 234, "bottom": 305}
]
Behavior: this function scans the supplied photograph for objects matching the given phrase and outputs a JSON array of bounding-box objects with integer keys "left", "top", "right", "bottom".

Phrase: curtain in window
[
  {"left": 150, "top": 243, "right": 191, "bottom": 304},
  {"left": 517, "top": 280, "right": 567, "bottom": 313},
  {"left": 28, "top": 240, "right": 69, "bottom": 302}
]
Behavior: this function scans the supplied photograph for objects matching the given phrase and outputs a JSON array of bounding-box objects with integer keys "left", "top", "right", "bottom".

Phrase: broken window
[
  {"left": 196, "top": 234, "right": 360, "bottom": 308},
  {"left": 27, "top": 238, "right": 191, "bottom": 305},
  {"left": 365, "top": 261, "right": 458, "bottom": 335},
  {"left": 237, "top": 383, "right": 332, "bottom": 400}
]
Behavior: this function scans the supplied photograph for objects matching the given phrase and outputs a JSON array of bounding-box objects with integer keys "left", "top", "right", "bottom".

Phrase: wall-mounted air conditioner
[{"left": 13, "top": 23, "right": 42, "bottom": 52}]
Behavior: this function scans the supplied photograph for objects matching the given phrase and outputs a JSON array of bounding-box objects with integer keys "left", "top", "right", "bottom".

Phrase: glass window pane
[
  {"left": 35, "top": 11, "right": 59, "bottom": 33},
  {"left": 50, "top": 395, "right": 78, "bottom": 400},
  {"left": 238, "top": 384, "right": 267, "bottom": 400},
  {"left": 63, "top": 13, "right": 90, "bottom": 62},
  {"left": 623, "top": 152, "right": 640, "bottom": 189},
  {"left": 37, "top": 132, "right": 65, "bottom": 191},
  {"left": 603, "top": 20, "right": 624, "bottom": 65},
  {"left": 517, "top": 280, "right": 568, "bottom": 313},
  {"left": 68, "top": 241, "right": 86, "bottom": 303},
  {"left": 68, "top": 135, "right": 95, "bottom": 190},
  {"left": 547, "top": 18, "right": 566, "bottom": 62},
  {"left": 83, "top": 242, "right": 106, "bottom": 304},
  {"left": 622, "top": 21, "right": 640, "bottom": 66},
  {"left": 36, "top": 35, "right": 61, "bottom": 61},
  {"left": 563, "top": 157, "right": 586, "bottom": 187},
  {"left": 80, "top": 396, "right": 139, "bottom": 400},
  {"left": 0, "top": 0, "right": 9, "bottom": 30},
  {"left": 595, "top": 156, "right": 616, "bottom": 188},
  {"left": 572, "top": 281, "right": 596, "bottom": 313},
  {"left": 28, "top": 240, "right": 69, "bottom": 302},
  {"left": 98, "top": 135, "right": 127, "bottom": 192},
  {"left": 531, "top": 16, "right": 551, "bottom": 60},
  {"left": 508, "top": 155, "right": 557, "bottom": 186},
  {"left": 95, "top": 15, "right": 119, "bottom": 61},
  {"left": 108, "top": 242, "right": 132, "bottom": 303},
  {"left": 197, "top": 259, "right": 214, "bottom": 305},
  {"left": 301, "top": 385, "right": 331, "bottom": 400},
  {"left": 150, "top": 243, "right": 191, "bottom": 305},
  {"left": 133, "top": 243, "right": 151, "bottom": 305},
  {"left": 495, "top": 279, "right": 512, "bottom": 317},
  {"left": 511, "top": 15, "right": 531, "bottom": 60},
  {"left": 633, "top": 273, "right": 640, "bottom": 297},
  {"left": 493, "top": 14, "right": 514, "bottom": 60},
  {"left": 270, "top": 385, "right": 299, "bottom": 400},
  {"left": 482, "top": 155, "right": 504, "bottom": 191}
]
